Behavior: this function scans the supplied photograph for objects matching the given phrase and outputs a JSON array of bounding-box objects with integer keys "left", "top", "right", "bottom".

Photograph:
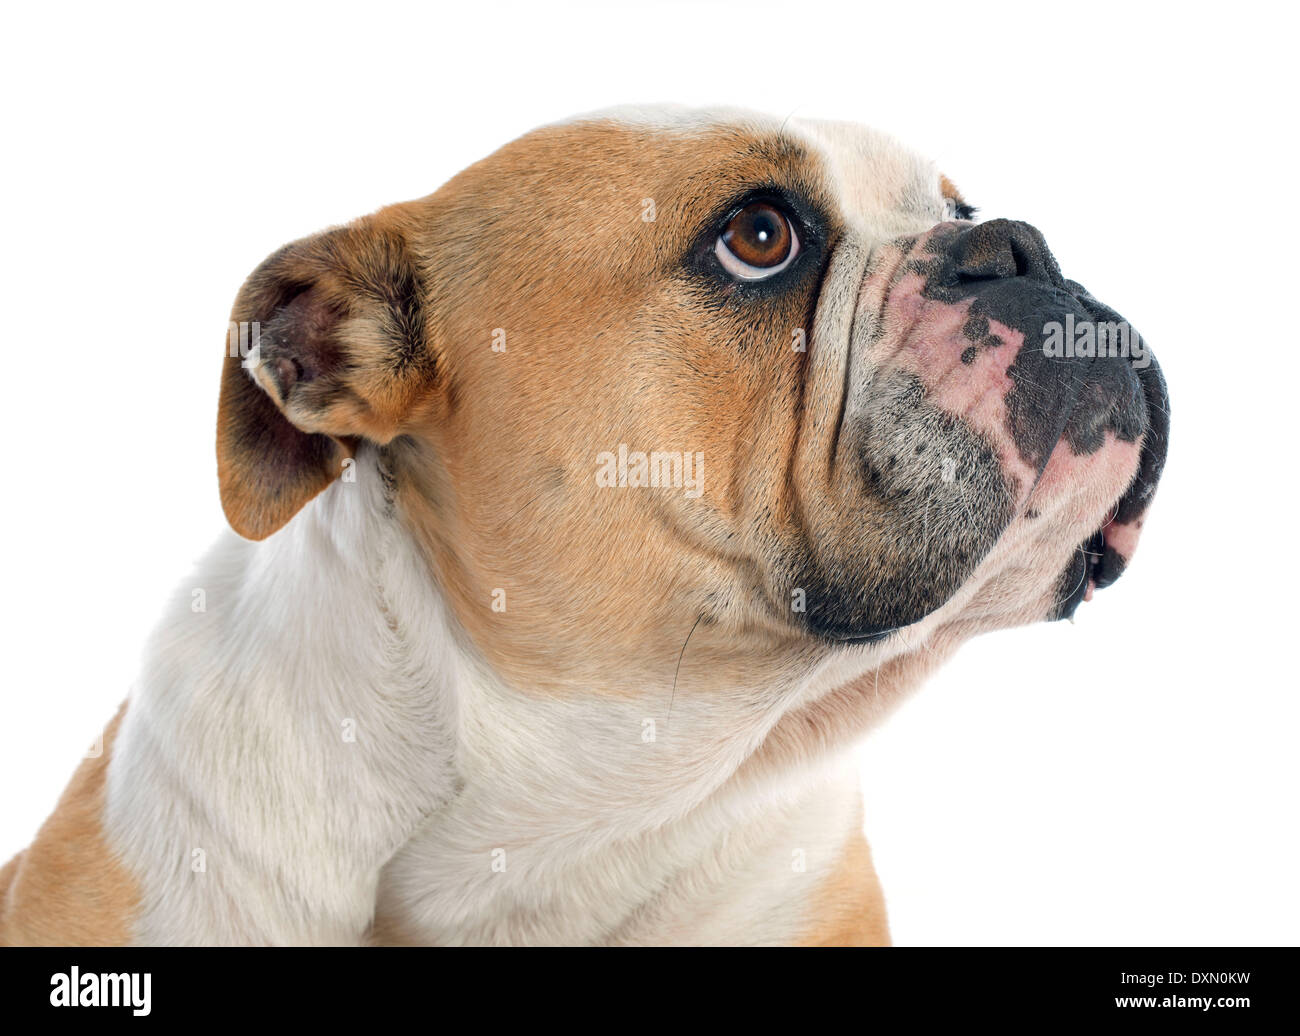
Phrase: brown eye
[{"left": 715, "top": 201, "right": 800, "bottom": 280}]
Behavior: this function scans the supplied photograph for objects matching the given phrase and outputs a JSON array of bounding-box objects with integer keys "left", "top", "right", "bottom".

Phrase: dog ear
[{"left": 216, "top": 217, "right": 434, "bottom": 540}]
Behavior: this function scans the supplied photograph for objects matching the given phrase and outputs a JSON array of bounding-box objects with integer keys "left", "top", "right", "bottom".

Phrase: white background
[{"left": 1, "top": 1, "right": 1296, "bottom": 945}]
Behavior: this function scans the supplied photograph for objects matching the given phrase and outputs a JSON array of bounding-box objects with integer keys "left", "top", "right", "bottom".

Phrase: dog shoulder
[{"left": 0, "top": 703, "right": 139, "bottom": 946}]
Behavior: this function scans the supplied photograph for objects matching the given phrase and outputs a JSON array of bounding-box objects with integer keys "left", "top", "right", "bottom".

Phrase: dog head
[{"left": 216, "top": 106, "right": 1168, "bottom": 705}]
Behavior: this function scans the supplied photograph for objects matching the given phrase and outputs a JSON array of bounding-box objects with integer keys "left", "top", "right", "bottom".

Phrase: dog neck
[{"left": 104, "top": 449, "right": 928, "bottom": 944}]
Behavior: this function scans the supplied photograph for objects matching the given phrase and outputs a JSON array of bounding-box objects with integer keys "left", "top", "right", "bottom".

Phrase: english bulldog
[{"left": 0, "top": 106, "right": 1168, "bottom": 946}]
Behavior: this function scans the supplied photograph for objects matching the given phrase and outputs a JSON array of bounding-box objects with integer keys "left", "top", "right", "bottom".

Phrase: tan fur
[
  {"left": 211, "top": 118, "right": 965, "bottom": 706},
  {"left": 798, "top": 822, "right": 891, "bottom": 946},
  {"left": 0, "top": 704, "right": 138, "bottom": 945},
  {"left": 939, "top": 172, "right": 965, "bottom": 205},
  {"left": 375, "top": 120, "right": 844, "bottom": 698}
]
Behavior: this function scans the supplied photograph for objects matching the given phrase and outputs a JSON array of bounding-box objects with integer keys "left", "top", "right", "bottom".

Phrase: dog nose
[{"left": 948, "top": 218, "right": 1064, "bottom": 289}]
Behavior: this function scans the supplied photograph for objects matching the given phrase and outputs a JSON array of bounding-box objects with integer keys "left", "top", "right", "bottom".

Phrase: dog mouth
[
  {"left": 1053, "top": 353, "right": 1170, "bottom": 621},
  {"left": 797, "top": 220, "right": 1170, "bottom": 645},
  {"left": 1056, "top": 527, "right": 1106, "bottom": 620}
]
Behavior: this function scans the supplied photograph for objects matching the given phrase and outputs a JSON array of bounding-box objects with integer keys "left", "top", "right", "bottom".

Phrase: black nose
[{"left": 948, "top": 218, "right": 1064, "bottom": 289}]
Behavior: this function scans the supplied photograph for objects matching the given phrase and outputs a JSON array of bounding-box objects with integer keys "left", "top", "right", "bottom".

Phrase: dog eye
[{"left": 715, "top": 202, "right": 800, "bottom": 280}]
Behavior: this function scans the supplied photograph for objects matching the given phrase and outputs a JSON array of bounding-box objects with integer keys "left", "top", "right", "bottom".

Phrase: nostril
[
  {"left": 949, "top": 218, "right": 1063, "bottom": 288},
  {"left": 1007, "top": 237, "right": 1033, "bottom": 278},
  {"left": 951, "top": 221, "right": 1020, "bottom": 285}
]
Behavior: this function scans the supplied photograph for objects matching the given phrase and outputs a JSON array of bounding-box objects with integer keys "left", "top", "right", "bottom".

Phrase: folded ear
[{"left": 217, "top": 216, "right": 435, "bottom": 540}]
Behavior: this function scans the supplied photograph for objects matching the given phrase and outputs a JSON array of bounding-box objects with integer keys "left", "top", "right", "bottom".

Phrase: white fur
[
  {"left": 105, "top": 453, "right": 464, "bottom": 944},
  {"left": 104, "top": 447, "right": 870, "bottom": 945}
]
